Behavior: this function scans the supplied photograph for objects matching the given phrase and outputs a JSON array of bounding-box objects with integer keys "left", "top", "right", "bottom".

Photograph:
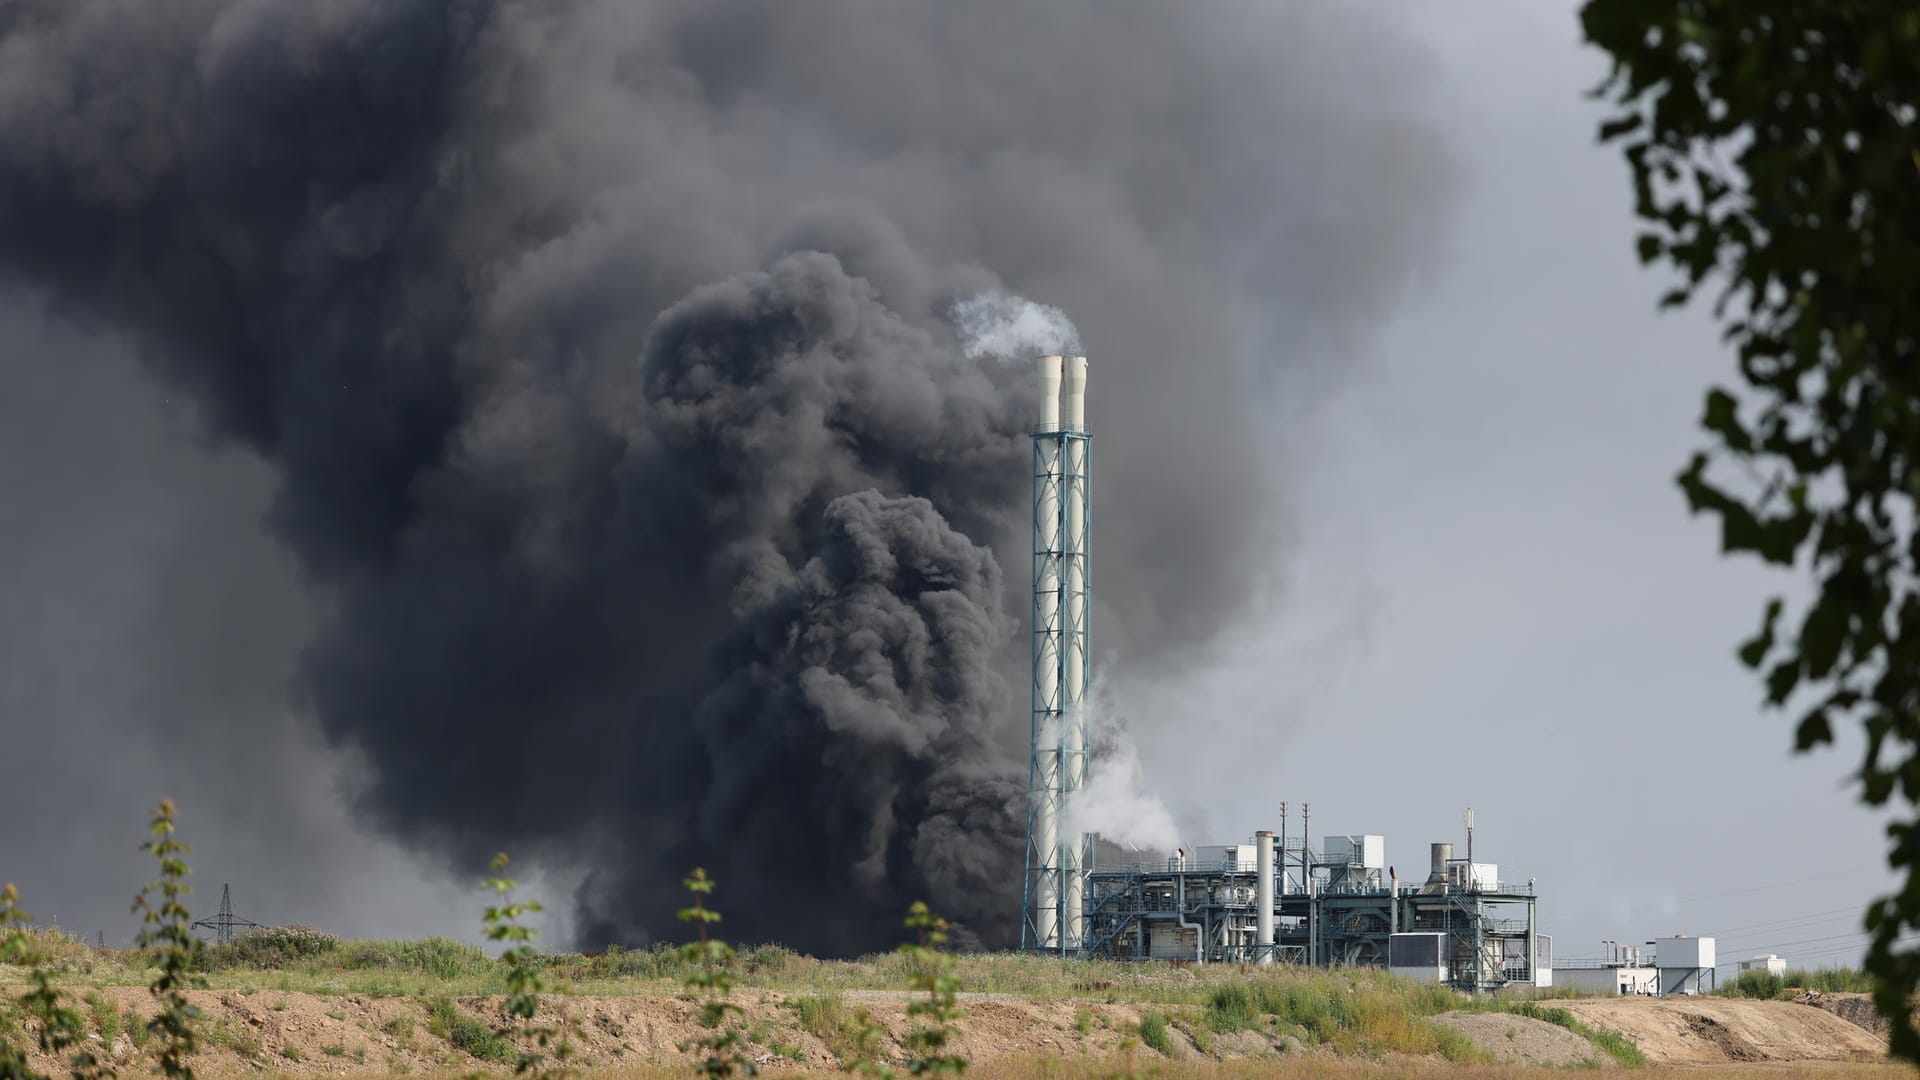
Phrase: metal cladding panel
[
  {"left": 1148, "top": 927, "right": 1197, "bottom": 960},
  {"left": 1388, "top": 933, "right": 1444, "bottom": 968}
]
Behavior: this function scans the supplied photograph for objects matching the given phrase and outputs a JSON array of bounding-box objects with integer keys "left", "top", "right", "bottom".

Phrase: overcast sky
[
  {"left": 1126, "top": 2, "right": 1898, "bottom": 970},
  {"left": 0, "top": 2, "right": 1896, "bottom": 971}
]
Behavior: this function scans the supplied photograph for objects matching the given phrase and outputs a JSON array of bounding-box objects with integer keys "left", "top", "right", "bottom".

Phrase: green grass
[
  {"left": 1784, "top": 967, "right": 1874, "bottom": 993},
  {"left": 787, "top": 991, "right": 868, "bottom": 1062},
  {"left": 1138, "top": 1012, "right": 1175, "bottom": 1056},
  {"left": 424, "top": 996, "right": 513, "bottom": 1063}
]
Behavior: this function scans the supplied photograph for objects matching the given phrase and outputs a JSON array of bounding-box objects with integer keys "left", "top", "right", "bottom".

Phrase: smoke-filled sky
[{"left": 0, "top": 1, "right": 1893, "bottom": 969}]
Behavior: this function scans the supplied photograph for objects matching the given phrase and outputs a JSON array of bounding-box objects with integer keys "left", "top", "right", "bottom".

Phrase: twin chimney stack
[{"left": 1023, "top": 354, "right": 1092, "bottom": 953}]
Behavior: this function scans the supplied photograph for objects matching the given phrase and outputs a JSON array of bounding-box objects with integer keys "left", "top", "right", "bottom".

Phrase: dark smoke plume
[{"left": 0, "top": 1, "right": 1450, "bottom": 951}]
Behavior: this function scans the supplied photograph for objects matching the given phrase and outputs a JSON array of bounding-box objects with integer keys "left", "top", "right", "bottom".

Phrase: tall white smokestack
[
  {"left": 1039, "top": 354, "right": 1063, "bottom": 432},
  {"left": 1028, "top": 355, "right": 1065, "bottom": 949},
  {"left": 1060, "top": 354, "right": 1089, "bottom": 946},
  {"left": 1062, "top": 354, "right": 1087, "bottom": 431},
  {"left": 1256, "top": 830, "right": 1275, "bottom": 964}
]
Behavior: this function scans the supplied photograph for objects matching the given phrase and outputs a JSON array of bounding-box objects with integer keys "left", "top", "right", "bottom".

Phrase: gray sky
[
  {"left": 1122, "top": 1, "right": 1895, "bottom": 971},
  {"left": 0, "top": 2, "right": 1896, "bottom": 968}
]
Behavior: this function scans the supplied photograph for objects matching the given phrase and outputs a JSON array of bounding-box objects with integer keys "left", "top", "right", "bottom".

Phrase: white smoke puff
[
  {"left": 1059, "top": 680, "right": 1180, "bottom": 853},
  {"left": 951, "top": 291, "right": 1082, "bottom": 359}
]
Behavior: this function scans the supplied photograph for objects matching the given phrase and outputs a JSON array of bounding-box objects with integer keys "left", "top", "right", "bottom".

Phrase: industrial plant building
[
  {"left": 1016, "top": 353, "right": 1545, "bottom": 991},
  {"left": 1552, "top": 936, "right": 1718, "bottom": 996}
]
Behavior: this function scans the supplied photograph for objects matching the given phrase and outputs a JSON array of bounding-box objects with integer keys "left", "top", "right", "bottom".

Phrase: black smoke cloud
[{"left": 0, "top": 1, "right": 1451, "bottom": 951}]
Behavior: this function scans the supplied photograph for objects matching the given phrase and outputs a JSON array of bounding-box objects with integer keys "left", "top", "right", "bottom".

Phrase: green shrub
[
  {"left": 1205, "top": 982, "right": 1259, "bottom": 1032},
  {"left": 207, "top": 926, "right": 339, "bottom": 971},
  {"left": 1431, "top": 1022, "right": 1486, "bottom": 1063},
  {"left": 789, "top": 993, "right": 864, "bottom": 1062},
  {"left": 1138, "top": 1012, "right": 1174, "bottom": 1056},
  {"left": 1784, "top": 967, "right": 1874, "bottom": 993},
  {"left": 1724, "top": 971, "right": 1786, "bottom": 999},
  {"left": 424, "top": 997, "right": 512, "bottom": 1063}
]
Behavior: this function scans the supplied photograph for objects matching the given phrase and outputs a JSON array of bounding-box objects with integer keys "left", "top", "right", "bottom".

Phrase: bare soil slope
[
  {"left": 1431, "top": 1011, "right": 1612, "bottom": 1068},
  {"left": 11, "top": 987, "right": 1890, "bottom": 1076},
  {"left": 1558, "top": 997, "right": 1884, "bottom": 1066}
]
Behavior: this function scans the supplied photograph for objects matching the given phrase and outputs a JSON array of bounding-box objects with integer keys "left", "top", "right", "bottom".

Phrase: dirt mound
[
  {"left": 1431, "top": 1010, "right": 1611, "bottom": 1067},
  {"left": 1683, "top": 1013, "right": 1764, "bottom": 1061},
  {"left": 1558, "top": 996, "right": 1884, "bottom": 1066},
  {"left": 1797, "top": 991, "right": 1891, "bottom": 1038}
]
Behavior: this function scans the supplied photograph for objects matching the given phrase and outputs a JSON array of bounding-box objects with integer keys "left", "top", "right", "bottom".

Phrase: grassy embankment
[{"left": 0, "top": 925, "right": 1655, "bottom": 1067}]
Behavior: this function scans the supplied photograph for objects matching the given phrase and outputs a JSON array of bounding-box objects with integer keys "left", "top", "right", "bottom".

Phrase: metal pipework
[{"left": 1255, "top": 830, "right": 1276, "bottom": 964}]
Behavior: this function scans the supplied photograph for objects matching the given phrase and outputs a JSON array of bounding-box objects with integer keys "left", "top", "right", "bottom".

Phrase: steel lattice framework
[
  {"left": 190, "top": 883, "right": 261, "bottom": 945},
  {"left": 1022, "top": 426, "right": 1090, "bottom": 953}
]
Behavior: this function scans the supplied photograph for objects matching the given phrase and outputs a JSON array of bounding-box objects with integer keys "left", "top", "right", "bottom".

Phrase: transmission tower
[{"left": 189, "top": 884, "right": 261, "bottom": 945}]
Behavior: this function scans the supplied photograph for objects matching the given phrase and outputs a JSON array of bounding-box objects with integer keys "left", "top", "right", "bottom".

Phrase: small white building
[
  {"left": 1553, "top": 964, "right": 1660, "bottom": 996},
  {"left": 1738, "top": 954, "right": 1787, "bottom": 977},
  {"left": 1323, "top": 835, "right": 1385, "bottom": 869},
  {"left": 1654, "top": 935, "right": 1716, "bottom": 995}
]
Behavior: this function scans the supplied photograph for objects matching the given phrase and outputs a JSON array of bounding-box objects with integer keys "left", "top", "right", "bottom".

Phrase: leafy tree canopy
[{"left": 1582, "top": 2, "right": 1920, "bottom": 1054}]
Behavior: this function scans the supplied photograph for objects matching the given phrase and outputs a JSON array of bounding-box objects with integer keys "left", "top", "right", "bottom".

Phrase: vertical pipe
[
  {"left": 1028, "top": 355, "right": 1064, "bottom": 950},
  {"left": 1060, "top": 356, "right": 1089, "bottom": 949},
  {"left": 1278, "top": 803, "right": 1288, "bottom": 896},
  {"left": 1256, "top": 830, "right": 1275, "bottom": 964},
  {"left": 1525, "top": 895, "right": 1537, "bottom": 988},
  {"left": 1389, "top": 868, "right": 1399, "bottom": 934}
]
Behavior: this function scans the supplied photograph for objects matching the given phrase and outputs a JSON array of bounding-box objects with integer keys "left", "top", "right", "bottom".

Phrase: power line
[{"left": 1548, "top": 865, "right": 1881, "bottom": 927}]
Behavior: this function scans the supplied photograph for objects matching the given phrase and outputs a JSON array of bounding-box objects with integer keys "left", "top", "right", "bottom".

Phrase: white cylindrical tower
[
  {"left": 1027, "top": 355, "right": 1065, "bottom": 949},
  {"left": 1059, "top": 355, "right": 1089, "bottom": 946},
  {"left": 1255, "top": 830, "right": 1276, "bottom": 964},
  {"left": 1062, "top": 355, "right": 1088, "bottom": 432}
]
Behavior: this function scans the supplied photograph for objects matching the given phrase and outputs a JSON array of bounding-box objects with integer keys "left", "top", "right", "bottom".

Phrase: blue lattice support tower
[{"left": 1023, "top": 354, "right": 1091, "bottom": 953}]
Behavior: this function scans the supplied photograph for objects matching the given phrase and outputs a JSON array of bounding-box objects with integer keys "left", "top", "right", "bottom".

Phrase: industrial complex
[
  {"left": 1013, "top": 353, "right": 1731, "bottom": 996},
  {"left": 1015, "top": 352, "right": 1546, "bottom": 990}
]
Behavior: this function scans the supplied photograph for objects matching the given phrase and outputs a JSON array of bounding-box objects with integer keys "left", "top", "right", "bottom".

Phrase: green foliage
[
  {"left": 898, "top": 903, "right": 964, "bottom": 1077},
  {"left": 132, "top": 800, "right": 202, "bottom": 1080},
  {"left": 1582, "top": 0, "right": 1920, "bottom": 1058},
  {"left": 1203, "top": 983, "right": 1257, "bottom": 1032},
  {"left": 1135, "top": 1012, "right": 1173, "bottom": 1056},
  {"left": 203, "top": 927, "right": 338, "bottom": 971},
  {"left": 786, "top": 993, "right": 869, "bottom": 1066},
  {"left": 482, "top": 853, "right": 573, "bottom": 1078},
  {"left": 1722, "top": 970, "right": 1788, "bottom": 1000},
  {"left": 1, "top": 885, "right": 117, "bottom": 1080},
  {"left": 675, "top": 869, "right": 753, "bottom": 1079},
  {"left": 1787, "top": 966, "right": 1876, "bottom": 992},
  {"left": 425, "top": 997, "right": 512, "bottom": 1063}
]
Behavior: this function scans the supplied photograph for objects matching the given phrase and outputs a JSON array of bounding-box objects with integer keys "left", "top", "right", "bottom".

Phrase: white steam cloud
[
  {"left": 951, "top": 291, "right": 1082, "bottom": 360},
  {"left": 1060, "top": 679, "right": 1181, "bottom": 854}
]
